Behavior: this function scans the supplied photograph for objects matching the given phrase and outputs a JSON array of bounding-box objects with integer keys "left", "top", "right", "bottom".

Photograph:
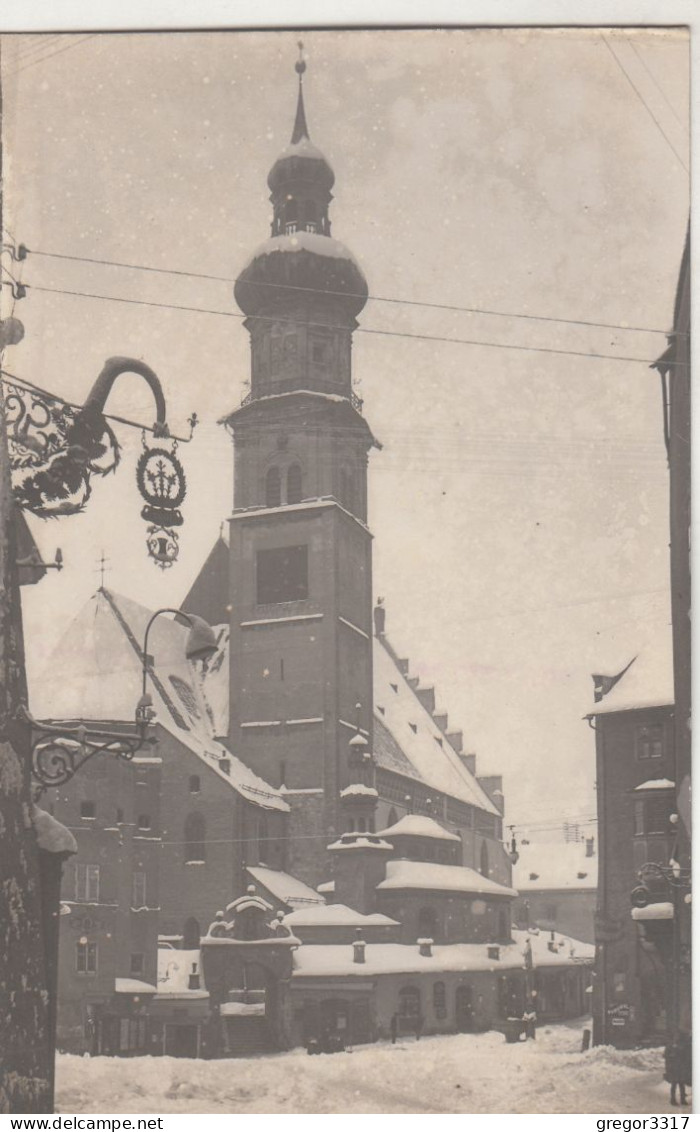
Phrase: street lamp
[{"left": 23, "top": 607, "right": 217, "bottom": 794}]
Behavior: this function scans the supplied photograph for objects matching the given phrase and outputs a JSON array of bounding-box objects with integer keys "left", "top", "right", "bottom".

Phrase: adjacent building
[{"left": 512, "top": 837, "right": 597, "bottom": 944}]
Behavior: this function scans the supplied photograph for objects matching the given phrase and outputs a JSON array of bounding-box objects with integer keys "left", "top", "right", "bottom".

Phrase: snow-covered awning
[
  {"left": 631, "top": 902, "right": 674, "bottom": 921},
  {"left": 114, "top": 978, "right": 158, "bottom": 995},
  {"left": 376, "top": 859, "right": 516, "bottom": 898},
  {"left": 634, "top": 779, "right": 675, "bottom": 791}
]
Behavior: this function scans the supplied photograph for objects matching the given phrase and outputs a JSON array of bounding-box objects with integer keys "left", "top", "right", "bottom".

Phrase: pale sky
[{"left": 1, "top": 27, "right": 689, "bottom": 838}]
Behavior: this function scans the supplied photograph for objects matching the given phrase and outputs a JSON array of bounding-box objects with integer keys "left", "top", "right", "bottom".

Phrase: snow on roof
[
  {"left": 377, "top": 814, "right": 461, "bottom": 842},
  {"left": 31, "top": 589, "right": 287, "bottom": 813},
  {"left": 317, "top": 881, "right": 335, "bottom": 894},
  {"left": 114, "top": 978, "right": 158, "bottom": 995},
  {"left": 246, "top": 865, "right": 325, "bottom": 909},
  {"left": 631, "top": 902, "right": 673, "bottom": 921},
  {"left": 292, "top": 929, "right": 592, "bottom": 979},
  {"left": 328, "top": 835, "right": 394, "bottom": 852},
  {"left": 340, "top": 784, "right": 378, "bottom": 798},
  {"left": 33, "top": 807, "right": 77, "bottom": 855},
  {"left": 156, "top": 949, "right": 208, "bottom": 998},
  {"left": 274, "top": 136, "right": 333, "bottom": 166},
  {"left": 588, "top": 644, "right": 673, "bottom": 717},
  {"left": 634, "top": 779, "right": 675, "bottom": 791},
  {"left": 376, "top": 859, "right": 516, "bottom": 898},
  {"left": 373, "top": 638, "right": 499, "bottom": 815},
  {"left": 244, "top": 231, "right": 363, "bottom": 269},
  {"left": 282, "top": 904, "right": 398, "bottom": 928},
  {"left": 513, "top": 842, "right": 598, "bottom": 892}
]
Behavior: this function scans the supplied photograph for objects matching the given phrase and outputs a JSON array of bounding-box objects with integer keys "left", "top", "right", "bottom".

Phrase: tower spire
[{"left": 291, "top": 41, "right": 309, "bottom": 144}]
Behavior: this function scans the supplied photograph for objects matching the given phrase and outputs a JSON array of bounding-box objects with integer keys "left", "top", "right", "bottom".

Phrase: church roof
[
  {"left": 373, "top": 637, "right": 499, "bottom": 815},
  {"left": 377, "top": 814, "right": 461, "bottom": 842},
  {"left": 246, "top": 865, "right": 325, "bottom": 910},
  {"left": 31, "top": 588, "right": 287, "bottom": 812},
  {"left": 376, "top": 859, "right": 516, "bottom": 898}
]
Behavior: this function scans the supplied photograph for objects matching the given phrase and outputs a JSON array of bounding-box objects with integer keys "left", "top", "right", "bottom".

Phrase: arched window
[
  {"left": 183, "top": 917, "right": 200, "bottom": 949},
  {"left": 398, "top": 985, "right": 421, "bottom": 1018},
  {"left": 387, "top": 807, "right": 398, "bottom": 828},
  {"left": 184, "top": 813, "right": 206, "bottom": 863},
  {"left": 480, "top": 840, "right": 489, "bottom": 878},
  {"left": 266, "top": 466, "right": 282, "bottom": 508},
  {"left": 433, "top": 981, "right": 447, "bottom": 1019},
  {"left": 286, "top": 463, "right": 302, "bottom": 505},
  {"left": 284, "top": 198, "right": 298, "bottom": 223},
  {"left": 418, "top": 906, "right": 438, "bottom": 939}
]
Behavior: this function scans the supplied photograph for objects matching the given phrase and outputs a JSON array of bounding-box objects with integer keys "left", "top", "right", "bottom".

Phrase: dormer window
[{"left": 285, "top": 222, "right": 297, "bottom": 235}]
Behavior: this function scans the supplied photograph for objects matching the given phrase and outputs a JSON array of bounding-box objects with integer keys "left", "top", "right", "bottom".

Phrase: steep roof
[
  {"left": 31, "top": 589, "right": 287, "bottom": 812},
  {"left": 180, "top": 536, "right": 231, "bottom": 629},
  {"left": 376, "top": 859, "right": 516, "bottom": 898},
  {"left": 246, "top": 865, "right": 325, "bottom": 910},
  {"left": 513, "top": 841, "right": 598, "bottom": 893},
  {"left": 587, "top": 640, "right": 674, "bottom": 717},
  {"left": 373, "top": 637, "right": 499, "bottom": 815}
]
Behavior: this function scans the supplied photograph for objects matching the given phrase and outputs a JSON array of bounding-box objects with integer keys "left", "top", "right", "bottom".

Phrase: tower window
[
  {"left": 266, "top": 466, "right": 282, "bottom": 508},
  {"left": 76, "top": 941, "right": 97, "bottom": 975},
  {"left": 286, "top": 464, "right": 302, "bottom": 506},
  {"left": 256, "top": 545, "right": 308, "bottom": 604},
  {"left": 189, "top": 775, "right": 201, "bottom": 794},
  {"left": 479, "top": 841, "right": 489, "bottom": 878},
  {"left": 636, "top": 723, "right": 663, "bottom": 760},
  {"left": 80, "top": 801, "right": 96, "bottom": 819}
]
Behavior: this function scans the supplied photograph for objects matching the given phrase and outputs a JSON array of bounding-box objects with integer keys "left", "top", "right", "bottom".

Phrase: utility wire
[
  {"left": 24, "top": 245, "right": 679, "bottom": 338},
  {"left": 11, "top": 34, "right": 96, "bottom": 76},
  {"left": 601, "top": 35, "right": 688, "bottom": 174},
  {"left": 624, "top": 34, "right": 685, "bottom": 127},
  {"left": 25, "top": 282, "right": 682, "bottom": 369}
]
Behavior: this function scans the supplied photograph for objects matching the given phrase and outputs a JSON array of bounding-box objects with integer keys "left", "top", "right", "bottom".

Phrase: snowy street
[{"left": 56, "top": 1021, "right": 681, "bottom": 1115}]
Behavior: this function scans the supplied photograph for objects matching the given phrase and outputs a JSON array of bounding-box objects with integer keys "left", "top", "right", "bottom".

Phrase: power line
[
  {"left": 10, "top": 34, "right": 65, "bottom": 64},
  {"left": 601, "top": 35, "right": 688, "bottom": 174},
  {"left": 624, "top": 34, "right": 685, "bottom": 127},
  {"left": 24, "top": 244, "right": 678, "bottom": 338},
  {"left": 13, "top": 34, "right": 97, "bottom": 76},
  {"left": 26, "top": 282, "right": 682, "bottom": 369}
]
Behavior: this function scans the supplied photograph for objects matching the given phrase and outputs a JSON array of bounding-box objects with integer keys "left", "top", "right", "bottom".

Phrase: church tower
[{"left": 222, "top": 51, "right": 379, "bottom": 885}]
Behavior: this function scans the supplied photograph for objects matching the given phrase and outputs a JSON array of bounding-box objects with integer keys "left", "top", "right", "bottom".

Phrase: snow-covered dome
[
  {"left": 267, "top": 135, "right": 335, "bottom": 195},
  {"left": 234, "top": 230, "right": 368, "bottom": 319}
]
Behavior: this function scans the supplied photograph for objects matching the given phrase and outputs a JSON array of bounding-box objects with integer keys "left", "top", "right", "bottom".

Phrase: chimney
[
  {"left": 461, "top": 753, "right": 476, "bottom": 775},
  {"left": 373, "top": 600, "right": 386, "bottom": 637},
  {"left": 353, "top": 931, "right": 366, "bottom": 964},
  {"left": 433, "top": 712, "right": 449, "bottom": 733},
  {"left": 418, "top": 938, "right": 433, "bottom": 958},
  {"left": 586, "top": 837, "right": 595, "bottom": 858},
  {"left": 188, "top": 962, "right": 201, "bottom": 991},
  {"left": 416, "top": 687, "right": 436, "bottom": 714},
  {"left": 446, "top": 730, "right": 463, "bottom": 753}
]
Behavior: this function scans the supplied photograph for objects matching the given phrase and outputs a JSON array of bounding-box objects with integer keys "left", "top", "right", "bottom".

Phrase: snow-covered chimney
[
  {"left": 353, "top": 938, "right": 366, "bottom": 964},
  {"left": 418, "top": 938, "right": 433, "bottom": 957}
]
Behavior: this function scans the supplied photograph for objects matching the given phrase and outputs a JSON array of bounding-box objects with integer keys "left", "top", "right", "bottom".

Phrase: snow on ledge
[
  {"left": 634, "top": 778, "right": 675, "bottom": 791},
  {"left": 33, "top": 808, "right": 77, "bottom": 855},
  {"left": 340, "top": 784, "right": 379, "bottom": 798},
  {"left": 631, "top": 902, "right": 674, "bottom": 921}
]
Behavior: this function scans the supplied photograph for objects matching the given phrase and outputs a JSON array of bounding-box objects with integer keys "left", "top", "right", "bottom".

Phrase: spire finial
[
  {"left": 295, "top": 40, "right": 306, "bottom": 77},
  {"left": 291, "top": 41, "right": 309, "bottom": 144}
]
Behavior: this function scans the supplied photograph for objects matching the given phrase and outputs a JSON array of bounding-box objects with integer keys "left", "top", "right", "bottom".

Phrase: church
[{"left": 37, "top": 55, "right": 592, "bottom": 1056}]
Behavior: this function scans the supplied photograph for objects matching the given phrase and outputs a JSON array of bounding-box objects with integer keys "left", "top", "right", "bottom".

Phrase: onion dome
[{"left": 234, "top": 43, "right": 368, "bottom": 322}]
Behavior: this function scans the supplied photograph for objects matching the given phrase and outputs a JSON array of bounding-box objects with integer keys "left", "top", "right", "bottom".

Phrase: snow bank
[{"left": 56, "top": 1022, "right": 678, "bottom": 1115}]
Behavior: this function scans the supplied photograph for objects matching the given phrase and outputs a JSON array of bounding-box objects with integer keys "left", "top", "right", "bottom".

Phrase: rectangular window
[
  {"left": 75, "top": 864, "right": 100, "bottom": 903},
  {"left": 76, "top": 940, "right": 97, "bottom": 974},
  {"left": 634, "top": 798, "right": 645, "bottom": 836},
  {"left": 645, "top": 795, "right": 671, "bottom": 834},
  {"left": 256, "top": 545, "right": 308, "bottom": 604},
  {"left": 80, "top": 800, "right": 96, "bottom": 819},
  {"left": 136, "top": 769, "right": 148, "bottom": 786},
  {"left": 636, "top": 723, "right": 664, "bottom": 760},
  {"left": 130, "top": 953, "right": 145, "bottom": 975},
  {"left": 132, "top": 871, "right": 147, "bottom": 908},
  {"left": 137, "top": 814, "right": 151, "bottom": 831}
]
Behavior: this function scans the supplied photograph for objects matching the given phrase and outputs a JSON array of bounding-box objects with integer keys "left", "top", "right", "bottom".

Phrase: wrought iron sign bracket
[{"left": 18, "top": 703, "right": 157, "bottom": 797}]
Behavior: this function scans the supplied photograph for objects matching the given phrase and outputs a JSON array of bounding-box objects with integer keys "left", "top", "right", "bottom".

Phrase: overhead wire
[
  {"left": 601, "top": 34, "right": 689, "bottom": 174},
  {"left": 24, "top": 282, "right": 683, "bottom": 369},
  {"left": 22, "top": 244, "right": 680, "bottom": 338},
  {"left": 624, "top": 34, "right": 685, "bottom": 128},
  {"left": 12, "top": 34, "right": 97, "bottom": 76}
]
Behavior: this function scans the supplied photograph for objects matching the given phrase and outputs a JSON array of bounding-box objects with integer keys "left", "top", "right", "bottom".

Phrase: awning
[{"left": 114, "top": 978, "right": 158, "bottom": 994}]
